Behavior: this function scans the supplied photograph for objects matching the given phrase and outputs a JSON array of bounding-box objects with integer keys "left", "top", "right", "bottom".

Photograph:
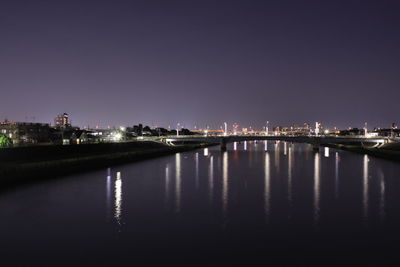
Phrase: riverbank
[
  {"left": 0, "top": 141, "right": 215, "bottom": 191},
  {"left": 324, "top": 143, "right": 400, "bottom": 162}
]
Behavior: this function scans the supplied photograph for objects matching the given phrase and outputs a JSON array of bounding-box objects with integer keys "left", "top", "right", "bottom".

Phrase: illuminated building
[
  {"left": 54, "top": 113, "right": 71, "bottom": 128},
  {"left": 0, "top": 121, "right": 51, "bottom": 144}
]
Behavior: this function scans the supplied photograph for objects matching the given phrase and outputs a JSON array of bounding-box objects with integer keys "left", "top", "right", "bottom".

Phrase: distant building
[
  {"left": 54, "top": 113, "right": 71, "bottom": 128},
  {"left": 0, "top": 121, "right": 51, "bottom": 144},
  {"left": 339, "top": 128, "right": 363, "bottom": 136},
  {"left": 60, "top": 129, "right": 95, "bottom": 145},
  {"left": 373, "top": 128, "right": 400, "bottom": 138}
]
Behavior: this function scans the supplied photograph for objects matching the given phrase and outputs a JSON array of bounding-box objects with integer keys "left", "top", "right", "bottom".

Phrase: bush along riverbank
[{"left": 0, "top": 141, "right": 215, "bottom": 191}]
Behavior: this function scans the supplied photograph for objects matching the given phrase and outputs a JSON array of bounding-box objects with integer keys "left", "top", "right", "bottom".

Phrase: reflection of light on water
[
  {"left": 195, "top": 153, "right": 199, "bottom": 189},
  {"left": 363, "top": 155, "right": 369, "bottom": 222},
  {"left": 379, "top": 171, "right": 385, "bottom": 222},
  {"left": 264, "top": 153, "right": 271, "bottom": 220},
  {"left": 209, "top": 156, "right": 214, "bottom": 203},
  {"left": 233, "top": 142, "right": 237, "bottom": 151},
  {"left": 204, "top": 148, "right": 209, "bottom": 156},
  {"left": 244, "top": 141, "right": 247, "bottom": 151},
  {"left": 275, "top": 142, "right": 280, "bottom": 171},
  {"left": 222, "top": 152, "right": 228, "bottom": 218},
  {"left": 288, "top": 146, "right": 293, "bottom": 206},
  {"left": 324, "top": 147, "right": 329, "bottom": 158},
  {"left": 115, "top": 172, "right": 122, "bottom": 225},
  {"left": 106, "top": 168, "right": 111, "bottom": 219},
  {"left": 264, "top": 140, "right": 268, "bottom": 151},
  {"left": 335, "top": 152, "right": 339, "bottom": 198},
  {"left": 313, "top": 153, "right": 320, "bottom": 226},
  {"left": 165, "top": 164, "right": 170, "bottom": 205},
  {"left": 284, "top": 142, "right": 287, "bottom": 155},
  {"left": 175, "top": 153, "right": 182, "bottom": 213}
]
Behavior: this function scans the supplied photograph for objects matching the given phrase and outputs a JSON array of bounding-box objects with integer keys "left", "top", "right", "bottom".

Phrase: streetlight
[
  {"left": 315, "top": 122, "right": 320, "bottom": 136},
  {"left": 364, "top": 122, "right": 368, "bottom": 137},
  {"left": 177, "top": 123, "right": 180, "bottom": 136},
  {"left": 224, "top": 122, "right": 227, "bottom": 136}
]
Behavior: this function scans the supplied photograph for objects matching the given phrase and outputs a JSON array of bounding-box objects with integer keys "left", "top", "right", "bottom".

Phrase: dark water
[{"left": 1, "top": 141, "right": 400, "bottom": 266}]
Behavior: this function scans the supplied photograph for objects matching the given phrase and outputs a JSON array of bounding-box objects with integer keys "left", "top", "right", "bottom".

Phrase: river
[{"left": 0, "top": 141, "right": 399, "bottom": 266}]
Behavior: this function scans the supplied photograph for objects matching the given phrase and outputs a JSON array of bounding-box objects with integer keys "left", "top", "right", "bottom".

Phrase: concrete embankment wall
[
  {"left": 0, "top": 142, "right": 210, "bottom": 190},
  {"left": 0, "top": 141, "right": 167, "bottom": 162}
]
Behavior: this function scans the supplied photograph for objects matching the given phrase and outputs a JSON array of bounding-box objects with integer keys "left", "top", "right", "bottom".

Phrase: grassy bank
[
  {"left": 324, "top": 143, "right": 400, "bottom": 162},
  {"left": 0, "top": 142, "right": 214, "bottom": 191}
]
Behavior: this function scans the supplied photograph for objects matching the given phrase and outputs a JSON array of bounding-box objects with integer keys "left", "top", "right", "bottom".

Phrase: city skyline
[
  {"left": 1, "top": 0, "right": 399, "bottom": 129},
  {"left": 0, "top": 111, "right": 396, "bottom": 131}
]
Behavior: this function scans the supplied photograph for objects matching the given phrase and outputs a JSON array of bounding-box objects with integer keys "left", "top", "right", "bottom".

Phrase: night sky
[{"left": 1, "top": 0, "right": 399, "bottom": 129}]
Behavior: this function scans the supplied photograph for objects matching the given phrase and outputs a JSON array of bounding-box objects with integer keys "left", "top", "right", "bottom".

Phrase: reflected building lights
[
  {"left": 115, "top": 171, "right": 122, "bottom": 225},
  {"left": 288, "top": 146, "right": 293, "bottom": 207},
  {"left": 335, "top": 152, "right": 339, "bottom": 199},
  {"left": 284, "top": 142, "right": 287, "bottom": 156},
  {"left": 244, "top": 141, "right": 247, "bottom": 151},
  {"left": 106, "top": 168, "right": 112, "bottom": 219},
  {"left": 363, "top": 155, "right": 369, "bottom": 222},
  {"left": 379, "top": 171, "right": 385, "bottom": 222},
  {"left": 209, "top": 156, "right": 214, "bottom": 203},
  {"left": 165, "top": 164, "right": 170, "bottom": 205},
  {"left": 204, "top": 148, "right": 209, "bottom": 156},
  {"left": 313, "top": 153, "right": 321, "bottom": 226},
  {"left": 195, "top": 153, "right": 199, "bottom": 189},
  {"left": 275, "top": 141, "right": 280, "bottom": 171},
  {"left": 175, "top": 153, "right": 182, "bottom": 213},
  {"left": 222, "top": 152, "right": 229, "bottom": 219},
  {"left": 324, "top": 147, "right": 330, "bottom": 158},
  {"left": 264, "top": 140, "right": 268, "bottom": 151},
  {"left": 233, "top": 142, "right": 237, "bottom": 151},
  {"left": 264, "top": 152, "right": 271, "bottom": 220}
]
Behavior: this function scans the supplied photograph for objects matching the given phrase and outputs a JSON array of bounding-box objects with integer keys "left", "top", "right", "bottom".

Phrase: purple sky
[{"left": 0, "top": 0, "right": 399, "bottom": 130}]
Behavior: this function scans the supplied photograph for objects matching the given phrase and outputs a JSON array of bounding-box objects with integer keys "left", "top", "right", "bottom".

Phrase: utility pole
[{"left": 364, "top": 122, "right": 368, "bottom": 137}]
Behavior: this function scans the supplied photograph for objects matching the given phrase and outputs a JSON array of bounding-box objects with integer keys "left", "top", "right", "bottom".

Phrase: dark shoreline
[
  {"left": 0, "top": 142, "right": 215, "bottom": 192},
  {"left": 323, "top": 143, "right": 400, "bottom": 162}
]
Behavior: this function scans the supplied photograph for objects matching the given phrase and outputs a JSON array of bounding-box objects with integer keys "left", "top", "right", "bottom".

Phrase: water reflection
[
  {"left": 335, "top": 152, "right": 339, "bottom": 199},
  {"left": 209, "top": 156, "right": 214, "bottom": 203},
  {"left": 264, "top": 140, "right": 268, "bottom": 151},
  {"left": 363, "top": 155, "right": 369, "bottom": 221},
  {"left": 314, "top": 152, "right": 321, "bottom": 226},
  {"left": 288, "top": 145, "right": 293, "bottom": 208},
  {"left": 284, "top": 142, "right": 287, "bottom": 156},
  {"left": 324, "top": 147, "right": 330, "bottom": 158},
  {"left": 204, "top": 148, "right": 209, "bottom": 156},
  {"left": 379, "top": 170, "right": 385, "bottom": 222},
  {"left": 264, "top": 152, "right": 271, "bottom": 220},
  {"left": 195, "top": 153, "right": 199, "bottom": 189},
  {"left": 222, "top": 152, "right": 228, "bottom": 219},
  {"left": 115, "top": 171, "right": 122, "bottom": 225},
  {"left": 106, "top": 168, "right": 112, "bottom": 219},
  {"left": 165, "top": 164, "right": 170, "bottom": 205},
  {"left": 275, "top": 141, "right": 280, "bottom": 171},
  {"left": 4, "top": 140, "right": 400, "bottom": 267},
  {"left": 233, "top": 142, "right": 237, "bottom": 151},
  {"left": 175, "top": 153, "right": 182, "bottom": 213},
  {"left": 244, "top": 141, "right": 247, "bottom": 151}
]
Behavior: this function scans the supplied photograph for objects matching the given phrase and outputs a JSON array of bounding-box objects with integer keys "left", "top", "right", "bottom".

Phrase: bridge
[{"left": 160, "top": 135, "right": 395, "bottom": 151}]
